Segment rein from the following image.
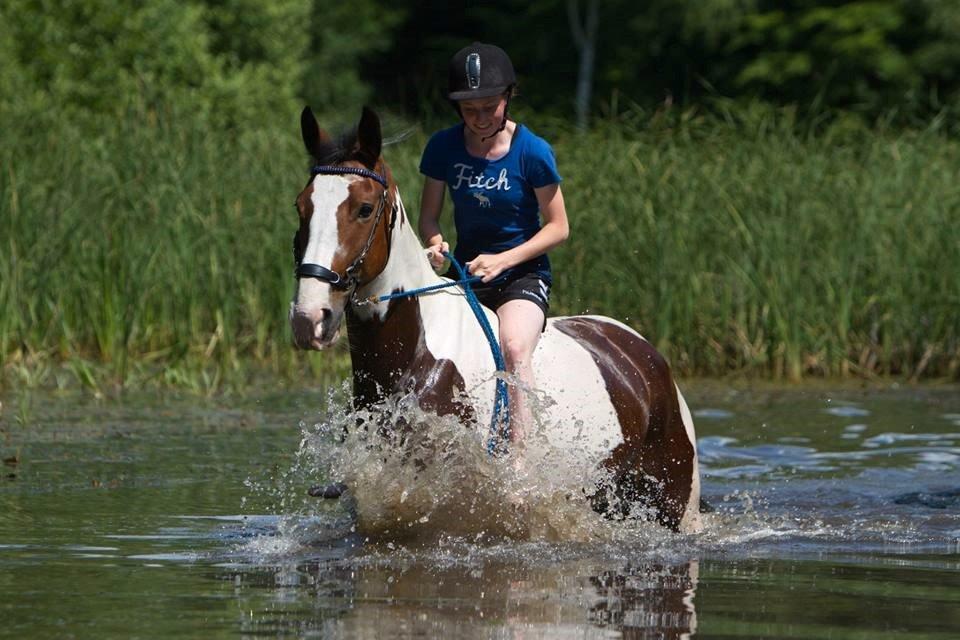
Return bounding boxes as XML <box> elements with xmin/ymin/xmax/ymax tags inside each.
<box><xmin>354</xmin><ymin>271</ymin><xmax>484</xmax><ymax>306</ymax></box>
<box><xmin>446</xmin><ymin>253</ymin><xmax>511</xmax><ymax>455</ymax></box>
<box><xmin>358</xmin><ymin>253</ymin><xmax>512</xmax><ymax>455</ymax></box>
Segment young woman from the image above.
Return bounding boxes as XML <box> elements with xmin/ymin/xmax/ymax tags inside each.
<box><xmin>418</xmin><ymin>42</ymin><xmax>569</xmax><ymax>451</ymax></box>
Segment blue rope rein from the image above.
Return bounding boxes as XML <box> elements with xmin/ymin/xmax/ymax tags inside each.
<box><xmin>361</xmin><ymin>252</ymin><xmax>511</xmax><ymax>454</ymax></box>
<box><xmin>357</xmin><ymin>273</ymin><xmax>483</xmax><ymax>304</ymax></box>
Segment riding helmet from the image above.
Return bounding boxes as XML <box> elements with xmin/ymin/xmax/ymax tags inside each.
<box><xmin>447</xmin><ymin>42</ymin><xmax>516</xmax><ymax>101</ymax></box>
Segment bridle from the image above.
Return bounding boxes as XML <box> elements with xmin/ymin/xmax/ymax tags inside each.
<box><xmin>293</xmin><ymin>164</ymin><xmax>395</xmax><ymax>292</ymax></box>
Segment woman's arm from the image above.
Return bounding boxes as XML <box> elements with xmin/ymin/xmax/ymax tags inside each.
<box><xmin>467</xmin><ymin>183</ymin><xmax>569</xmax><ymax>282</ymax></box>
<box><xmin>419</xmin><ymin>176</ymin><xmax>449</xmax><ymax>269</ymax></box>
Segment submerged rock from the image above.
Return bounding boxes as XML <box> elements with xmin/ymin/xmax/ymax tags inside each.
<box><xmin>893</xmin><ymin>488</ymin><xmax>960</xmax><ymax>509</ymax></box>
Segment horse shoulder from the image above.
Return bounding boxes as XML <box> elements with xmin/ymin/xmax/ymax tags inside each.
<box><xmin>418</xmin><ymin>292</ymin><xmax>500</xmax><ymax>400</ymax></box>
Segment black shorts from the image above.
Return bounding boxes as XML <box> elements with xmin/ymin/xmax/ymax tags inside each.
<box><xmin>471</xmin><ymin>273</ymin><xmax>551</xmax><ymax>318</ymax></box>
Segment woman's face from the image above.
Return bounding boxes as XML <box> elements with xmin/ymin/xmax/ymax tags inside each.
<box><xmin>458</xmin><ymin>94</ymin><xmax>507</xmax><ymax>138</ymax></box>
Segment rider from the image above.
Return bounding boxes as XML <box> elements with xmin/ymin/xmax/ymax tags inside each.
<box><xmin>418</xmin><ymin>42</ymin><xmax>570</xmax><ymax>451</ymax></box>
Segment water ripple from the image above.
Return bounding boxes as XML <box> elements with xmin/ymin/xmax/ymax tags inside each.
<box><xmin>824</xmin><ymin>406</ymin><xmax>872</xmax><ymax>418</ymax></box>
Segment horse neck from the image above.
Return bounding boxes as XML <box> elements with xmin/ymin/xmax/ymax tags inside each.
<box><xmin>347</xmin><ymin>188</ymin><xmax>463</xmax><ymax>398</ymax></box>
<box><xmin>356</xmin><ymin>188</ymin><xmax>442</xmax><ymax>308</ymax></box>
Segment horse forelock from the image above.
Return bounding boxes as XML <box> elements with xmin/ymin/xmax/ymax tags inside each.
<box><xmin>308</xmin><ymin>126</ymin><xmax>365</xmax><ymax>168</ymax></box>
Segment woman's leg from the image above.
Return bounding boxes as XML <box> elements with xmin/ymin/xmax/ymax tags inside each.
<box><xmin>496</xmin><ymin>299</ymin><xmax>545</xmax><ymax>447</ymax></box>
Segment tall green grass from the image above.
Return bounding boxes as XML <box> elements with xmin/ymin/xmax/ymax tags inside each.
<box><xmin>552</xmin><ymin>107</ymin><xmax>960</xmax><ymax>380</ymax></box>
<box><xmin>1</xmin><ymin>105</ymin><xmax>958</xmax><ymax>391</ymax></box>
<box><xmin>0</xmin><ymin>107</ymin><xmax>358</xmax><ymax>392</ymax></box>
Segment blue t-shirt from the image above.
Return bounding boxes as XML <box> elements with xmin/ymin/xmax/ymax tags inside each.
<box><xmin>419</xmin><ymin>123</ymin><xmax>562</xmax><ymax>284</ymax></box>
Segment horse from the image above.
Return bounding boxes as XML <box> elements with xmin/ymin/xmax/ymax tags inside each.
<box><xmin>289</xmin><ymin>106</ymin><xmax>703</xmax><ymax>534</ymax></box>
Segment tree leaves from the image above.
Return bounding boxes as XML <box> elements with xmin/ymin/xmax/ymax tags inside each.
<box><xmin>2</xmin><ymin>0</ymin><xmax>960</xmax><ymax>128</ymax></box>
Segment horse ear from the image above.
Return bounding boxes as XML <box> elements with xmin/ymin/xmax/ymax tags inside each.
<box><xmin>356</xmin><ymin>106</ymin><xmax>382</xmax><ymax>169</ymax></box>
<box><xmin>300</xmin><ymin>106</ymin><xmax>330</xmax><ymax>160</ymax></box>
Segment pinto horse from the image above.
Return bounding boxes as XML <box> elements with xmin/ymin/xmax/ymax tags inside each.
<box><xmin>289</xmin><ymin>106</ymin><xmax>703</xmax><ymax>533</ymax></box>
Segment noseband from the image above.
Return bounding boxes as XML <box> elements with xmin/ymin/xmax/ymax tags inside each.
<box><xmin>294</xmin><ymin>164</ymin><xmax>394</xmax><ymax>290</ymax></box>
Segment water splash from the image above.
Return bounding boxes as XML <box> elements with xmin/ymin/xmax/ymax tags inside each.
<box><xmin>236</xmin><ymin>383</ymin><xmax>960</xmax><ymax>561</ymax></box>
<box><xmin>246</xmin><ymin>390</ymin><xmax>877</xmax><ymax>557</ymax></box>
<box><xmin>257</xmin><ymin>379</ymin><xmax>681</xmax><ymax>547</ymax></box>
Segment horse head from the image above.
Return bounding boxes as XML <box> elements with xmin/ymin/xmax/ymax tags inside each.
<box><xmin>290</xmin><ymin>106</ymin><xmax>395</xmax><ymax>350</ymax></box>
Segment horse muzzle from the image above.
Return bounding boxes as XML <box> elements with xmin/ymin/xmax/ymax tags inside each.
<box><xmin>290</xmin><ymin>305</ymin><xmax>343</xmax><ymax>350</ymax></box>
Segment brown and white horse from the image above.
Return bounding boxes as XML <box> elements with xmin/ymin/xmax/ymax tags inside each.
<box><xmin>289</xmin><ymin>106</ymin><xmax>702</xmax><ymax>533</ymax></box>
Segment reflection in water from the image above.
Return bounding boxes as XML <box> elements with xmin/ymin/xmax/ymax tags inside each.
<box><xmin>217</xmin><ymin>549</ymin><xmax>699</xmax><ymax>639</ymax></box>
<box><xmin>588</xmin><ymin>562</ymin><xmax>698</xmax><ymax>639</ymax></box>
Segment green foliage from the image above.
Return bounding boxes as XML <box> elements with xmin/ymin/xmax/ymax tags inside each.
<box><xmin>301</xmin><ymin>1</ymin><xmax>404</xmax><ymax>115</ymax></box>
<box><xmin>377</xmin><ymin>0</ymin><xmax>960</xmax><ymax>125</ymax></box>
<box><xmin>0</xmin><ymin>105</ymin><xmax>354</xmax><ymax>391</ymax></box>
<box><xmin>198</xmin><ymin>0</ymin><xmax>312</xmax><ymax>124</ymax></box>
<box><xmin>731</xmin><ymin>3</ymin><xmax>909</xmax><ymax>103</ymax></box>
<box><xmin>6</xmin><ymin>0</ymin><xmax>960</xmax><ymax>125</ymax></box>
<box><xmin>4</xmin><ymin>0</ymin><xmax>208</xmax><ymax>116</ymax></box>
<box><xmin>0</xmin><ymin>0</ymin><xmax>310</xmax><ymax>126</ymax></box>
<box><xmin>0</xmin><ymin>13</ymin><xmax>34</xmax><ymax>110</ymax></box>
<box><xmin>549</xmin><ymin>104</ymin><xmax>960</xmax><ymax>380</ymax></box>
<box><xmin>912</xmin><ymin>0</ymin><xmax>960</xmax><ymax>101</ymax></box>
<box><xmin>717</xmin><ymin>1</ymin><xmax>960</xmax><ymax>117</ymax></box>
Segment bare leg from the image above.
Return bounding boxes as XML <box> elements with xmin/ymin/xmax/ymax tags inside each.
<box><xmin>496</xmin><ymin>299</ymin><xmax>545</xmax><ymax>450</ymax></box>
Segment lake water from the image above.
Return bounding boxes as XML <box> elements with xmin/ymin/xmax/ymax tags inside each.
<box><xmin>1</xmin><ymin>383</ymin><xmax>958</xmax><ymax>638</ymax></box>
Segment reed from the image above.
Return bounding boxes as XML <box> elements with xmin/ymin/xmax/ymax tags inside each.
<box><xmin>552</xmin><ymin>107</ymin><xmax>960</xmax><ymax>380</ymax></box>
<box><xmin>1</xmin><ymin>105</ymin><xmax>957</xmax><ymax>391</ymax></box>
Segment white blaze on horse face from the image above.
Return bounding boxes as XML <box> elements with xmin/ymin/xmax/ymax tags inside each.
<box><xmin>295</xmin><ymin>176</ymin><xmax>354</xmax><ymax>312</ymax></box>
<box><xmin>303</xmin><ymin>175</ymin><xmax>354</xmax><ymax>272</ymax></box>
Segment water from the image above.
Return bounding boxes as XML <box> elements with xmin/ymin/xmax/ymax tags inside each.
<box><xmin>1</xmin><ymin>383</ymin><xmax>959</xmax><ymax>638</ymax></box>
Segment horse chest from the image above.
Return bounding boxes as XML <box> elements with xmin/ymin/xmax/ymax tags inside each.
<box><xmin>347</xmin><ymin>299</ymin><xmax>475</xmax><ymax>420</ymax></box>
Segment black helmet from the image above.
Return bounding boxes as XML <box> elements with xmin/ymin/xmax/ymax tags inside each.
<box><xmin>447</xmin><ymin>42</ymin><xmax>516</xmax><ymax>101</ymax></box>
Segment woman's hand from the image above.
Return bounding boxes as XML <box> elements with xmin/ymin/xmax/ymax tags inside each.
<box><xmin>425</xmin><ymin>241</ymin><xmax>449</xmax><ymax>270</ymax></box>
<box><xmin>466</xmin><ymin>252</ymin><xmax>513</xmax><ymax>283</ymax></box>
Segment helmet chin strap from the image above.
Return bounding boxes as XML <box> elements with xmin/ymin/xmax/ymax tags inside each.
<box><xmin>480</xmin><ymin>92</ymin><xmax>512</xmax><ymax>142</ymax></box>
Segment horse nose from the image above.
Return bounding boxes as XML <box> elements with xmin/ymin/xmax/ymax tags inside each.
<box><xmin>291</xmin><ymin>307</ymin><xmax>331</xmax><ymax>350</ymax></box>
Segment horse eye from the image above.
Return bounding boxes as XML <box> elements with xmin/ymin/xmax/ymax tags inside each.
<box><xmin>358</xmin><ymin>203</ymin><xmax>374</xmax><ymax>218</ymax></box>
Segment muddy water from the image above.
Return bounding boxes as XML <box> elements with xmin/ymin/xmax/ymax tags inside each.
<box><xmin>1</xmin><ymin>384</ymin><xmax>958</xmax><ymax>638</ymax></box>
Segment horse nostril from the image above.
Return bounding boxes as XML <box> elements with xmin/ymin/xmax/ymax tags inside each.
<box><xmin>313</xmin><ymin>308</ymin><xmax>331</xmax><ymax>338</ymax></box>
<box><xmin>291</xmin><ymin>306</ymin><xmax>337</xmax><ymax>349</ymax></box>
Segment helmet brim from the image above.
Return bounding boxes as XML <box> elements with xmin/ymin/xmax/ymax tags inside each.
<box><xmin>448</xmin><ymin>86</ymin><xmax>510</xmax><ymax>101</ymax></box>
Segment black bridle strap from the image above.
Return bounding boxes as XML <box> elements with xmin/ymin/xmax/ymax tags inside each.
<box><xmin>295</xmin><ymin>263</ymin><xmax>344</xmax><ymax>286</ymax></box>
